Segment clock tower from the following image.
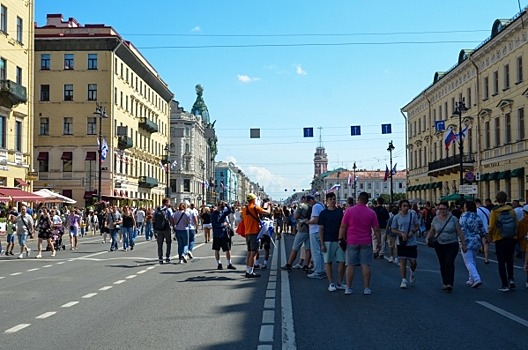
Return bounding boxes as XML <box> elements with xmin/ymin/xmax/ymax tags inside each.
<box><xmin>314</xmin><ymin>146</ymin><xmax>328</xmax><ymax>177</ymax></box>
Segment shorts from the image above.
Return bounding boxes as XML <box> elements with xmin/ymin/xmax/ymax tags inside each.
<box><xmin>246</xmin><ymin>234</ymin><xmax>260</xmax><ymax>252</ymax></box>
<box><xmin>38</xmin><ymin>230</ymin><xmax>51</xmax><ymax>240</ymax></box>
<box><xmin>7</xmin><ymin>233</ymin><xmax>15</xmax><ymax>244</ymax></box>
<box><xmin>203</xmin><ymin>223</ymin><xmax>212</xmax><ymax>229</ymax></box>
<box><xmin>212</xmin><ymin>236</ymin><xmax>231</xmax><ymax>252</ymax></box>
<box><xmin>292</xmin><ymin>231</ymin><xmax>310</xmax><ymax>251</ymax></box>
<box><xmin>346</xmin><ymin>243</ymin><xmax>373</xmax><ymax>266</ymax></box>
<box><xmin>17</xmin><ymin>234</ymin><xmax>28</xmax><ymax>246</ymax></box>
<box><xmin>397</xmin><ymin>245</ymin><xmax>418</xmax><ymax>259</ymax></box>
<box><xmin>260</xmin><ymin>235</ymin><xmax>271</xmax><ymax>250</ymax></box>
<box><xmin>323</xmin><ymin>241</ymin><xmax>346</xmax><ymax>264</ymax></box>
<box><xmin>69</xmin><ymin>226</ymin><xmax>78</xmax><ymax>237</ymax></box>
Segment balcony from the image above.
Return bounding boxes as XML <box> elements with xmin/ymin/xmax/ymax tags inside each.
<box><xmin>138</xmin><ymin>176</ymin><xmax>158</xmax><ymax>188</ymax></box>
<box><xmin>139</xmin><ymin>118</ymin><xmax>159</xmax><ymax>133</ymax></box>
<box><xmin>428</xmin><ymin>153</ymin><xmax>476</xmax><ymax>177</ymax></box>
<box><xmin>0</xmin><ymin>80</ymin><xmax>27</xmax><ymax>108</ymax></box>
<box><xmin>117</xmin><ymin>136</ymin><xmax>134</xmax><ymax>150</ymax></box>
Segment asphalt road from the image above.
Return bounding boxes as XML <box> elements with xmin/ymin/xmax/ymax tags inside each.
<box><xmin>1</xmin><ymin>232</ymin><xmax>527</xmax><ymax>350</ymax></box>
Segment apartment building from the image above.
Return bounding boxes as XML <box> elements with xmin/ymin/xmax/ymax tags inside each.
<box><xmin>33</xmin><ymin>14</ymin><xmax>173</xmax><ymax>206</ymax></box>
<box><xmin>402</xmin><ymin>8</ymin><xmax>528</xmax><ymax>202</ymax></box>
<box><xmin>0</xmin><ymin>0</ymin><xmax>34</xmax><ymax>190</ymax></box>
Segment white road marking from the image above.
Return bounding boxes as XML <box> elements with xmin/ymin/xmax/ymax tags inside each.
<box><xmin>257</xmin><ymin>346</ymin><xmax>272</xmax><ymax>350</ymax></box>
<box><xmin>262</xmin><ymin>310</ymin><xmax>274</xmax><ymax>324</ymax></box>
<box><xmin>280</xmin><ymin>239</ymin><xmax>297</xmax><ymax>350</ymax></box>
<box><xmin>5</xmin><ymin>323</ymin><xmax>31</xmax><ymax>333</ymax></box>
<box><xmin>113</xmin><ymin>280</ymin><xmax>126</xmax><ymax>285</ymax></box>
<box><xmin>56</xmin><ymin>261</ymin><xmax>66</xmax><ymax>265</ymax></box>
<box><xmin>126</xmin><ymin>275</ymin><xmax>137</xmax><ymax>279</ymax></box>
<box><xmin>137</xmin><ymin>270</ymin><xmax>148</xmax><ymax>274</ymax></box>
<box><xmin>61</xmin><ymin>301</ymin><xmax>79</xmax><ymax>308</ymax></box>
<box><xmin>10</xmin><ymin>272</ymin><xmax>22</xmax><ymax>276</ymax></box>
<box><xmin>0</xmin><ymin>277</ymin><xmax>4</xmax><ymax>280</ymax></box>
<box><xmin>36</xmin><ymin>312</ymin><xmax>56</xmax><ymax>319</ymax></box>
<box><xmin>99</xmin><ymin>286</ymin><xmax>112</xmax><ymax>291</ymax></box>
<box><xmin>476</xmin><ymin>301</ymin><xmax>528</xmax><ymax>327</ymax></box>
<box><xmin>259</xmin><ymin>325</ymin><xmax>274</xmax><ymax>342</ymax></box>
<box><xmin>82</xmin><ymin>293</ymin><xmax>97</xmax><ymax>299</ymax></box>
<box><xmin>146</xmin><ymin>266</ymin><xmax>156</xmax><ymax>270</ymax></box>
<box><xmin>267</xmin><ymin>282</ymin><xmax>276</xmax><ymax>290</ymax></box>
<box><xmin>264</xmin><ymin>299</ymin><xmax>275</xmax><ymax>309</ymax></box>
<box><xmin>43</xmin><ymin>265</ymin><xmax>53</xmax><ymax>268</ymax></box>
<box><xmin>27</xmin><ymin>268</ymin><xmax>40</xmax><ymax>272</ymax></box>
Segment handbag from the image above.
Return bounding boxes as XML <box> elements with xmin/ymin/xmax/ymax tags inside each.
<box><xmin>399</xmin><ymin>213</ymin><xmax>413</xmax><ymax>247</ymax></box>
<box><xmin>236</xmin><ymin>219</ymin><xmax>246</xmax><ymax>237</ymax></box>
<box><xmin>428</xmin><ymin>215</ymin><xmax>451</xmax><ymax>248</ymax></box>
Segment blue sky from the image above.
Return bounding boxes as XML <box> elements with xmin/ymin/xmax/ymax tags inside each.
<box><xmin>36</xmin><ymin>0</ymin><xmax>526</xmax><ymax>200</ymax></box>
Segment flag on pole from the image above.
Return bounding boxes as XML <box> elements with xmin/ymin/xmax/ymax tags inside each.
<box><xmin>456</xmin><ymin>125</ymin><xmax>470</xmax><ymax>144</ymax></box>
<box><xmin>443</xmin><ymin>127</ymin><xmax>456</xmax><ymax>150</ymax></box>
<box><xmin>327</xmin><ymin>184</ymin><xmax>341</xmax><ymax>192</ymax></box>
<box><xmin>205</xmin><ymin>180</ymin><xmax>210</xmax><ymax>189</ymax></box>
<box><xmin>159</xmin><ymin>160</ymin><xmax>167</xmax><ymax>173</ymax></box>
<box><xmin>97</xmin><ymin>138</ymin><xmax>108</xmax><ymax>161</ymax></box>
<box><xmin>347</xmin><ymin>174</ymin><xmax>352</xmax><ymax>186</ymax></box>
<box><xmin>170</xmin><ymin>159</ymin><xmax>178</xmax><ymax>170</ymax></box>
<box><xmin>391</xmin><ymin>163</ymin><xmax>397</xmax><ymax>175</ymax></box>
<box><xmin>383</xmin><ymin>165</ymin><xmax>389</xmax><ymax>182</ymax></box>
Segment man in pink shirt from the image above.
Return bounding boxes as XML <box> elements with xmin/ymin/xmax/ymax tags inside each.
<box><xmin>338</xmin><ymin>192</ymin><xmax>381</xmax><ymax>296</ymax></box>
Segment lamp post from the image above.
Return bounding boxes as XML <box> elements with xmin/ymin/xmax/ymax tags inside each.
<box><xmin>93</xmin><ymin>103</ymin><xmax>109</xmax><ymax>203</ymax></box>
<box><xmin>352</xmin><ymin>162</ymin><xmax>357</xmax><ymax>203</ymax></box>
<box><xmin>387</xmin><ymin>141</ymin><xmax>395</xmax><ymax>204</ymax></box>
<box><xmin>164</xmin><ymin>144</ymin><xmax>171</xmax><ymax>198</ymax></box>
<box><xmin>452</xmin><ymin>98</ymin><xmax>468</xmax><ymax>199</ymax></box>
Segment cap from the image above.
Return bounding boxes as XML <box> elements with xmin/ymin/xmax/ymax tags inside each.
<box><xmin>306</xmin><ymin>194</ymin><xmax>315</xmax><ymax>201</ymax></box>
<box><xmin>246</xmin><ymin>193</ymin><xmax>257</xmax><ymax>201</ymax></box>
<box><xmin>523</xmin><ymin>204</ymin><xmax>528</xmax><ymax>213</ymax></box>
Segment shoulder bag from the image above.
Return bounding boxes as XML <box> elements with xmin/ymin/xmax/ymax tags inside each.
<box><xmin>399</xmin><ymin>213</ymin><xmax>413</xmax><ymax>246</ymax></box>
<box><xmin>427</xmin><ymin>215</ymin><xmax>451</xmax><ymax>248</ymax></box>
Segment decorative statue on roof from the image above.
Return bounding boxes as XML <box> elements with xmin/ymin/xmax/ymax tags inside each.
<box><xmin>191</xmin><ymin>84</ymin><xmax>210</xmax><ymax>124</ymax></box>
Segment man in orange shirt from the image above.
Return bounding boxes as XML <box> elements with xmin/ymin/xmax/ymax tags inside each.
<box><xmin>242</xmin><ymin>193</ymin><xmax>271</xmax><ymax>278</ymax></box>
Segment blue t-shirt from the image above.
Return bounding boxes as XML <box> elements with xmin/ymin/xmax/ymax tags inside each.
<box><xmin>318</xmin><ymin>208</ymin><xmax>343</xmax><ymax>242</ymax></box>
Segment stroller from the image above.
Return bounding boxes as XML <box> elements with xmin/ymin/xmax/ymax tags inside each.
<box><xmin>47</xmin><ymin>224</ymin><xmax>66</xmax><ymax>251</ymax></box>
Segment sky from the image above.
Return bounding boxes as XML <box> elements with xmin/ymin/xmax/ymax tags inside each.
<box><xmin>36</xmin><ymin>0</ymin><xmax>527</xmax><ymax>201</ymax></box>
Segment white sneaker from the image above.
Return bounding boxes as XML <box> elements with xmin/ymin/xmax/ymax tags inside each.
<box><xmin>336</xmin><ymin>283</ymin><xmax>347</xmax><ymax>290</ymax></box>
<box><xmin>18</xmin><ymin>253</ymin><xmax>24</xmax><ymax>259</ymax></box>
<box><xmin>363</xmin><ymin>288</ymin><xmax>372</xmax><ymax>295</ymax></box>
<box><xmin>388</xmin><ymin>257</ymin><xmax>394</xmax><ymax>263</ymax></box>
<box><xmin>26</xmin><ymin>248</ymin><xmax>31</xmax><ymax>257</ymax></box>
<box><xmin>36</xmin><ymin>254</ymin><xmax>42</xmax><ymax>259</ymax></box>
<box><xmin>344</xmin><ymin>288</ymin><xmax>353</xmax><ymax>295</ymax></box>
<box><xmin>51</xmin><ymin>251</ymin><xmax>56</xmax><ymax>257</ymax></box>
<box><xmin>292</xmin><ymin>263</ymin><xmax>303</xmax><ymax>269</ymax></box>
<box><xmin>393</xmin><ymin>258</ymin><xmax>399</xmax><ymax>265</ymax></box>
<box><xmin>400</xmin><ymin>280</ymin><xmax>408</xmax><ymax>289</ymax></box>
<box><xmin>328</xmin><ymin>283</ymin><xmax>337</xmax><ymax>292</ymax></box>
<box><xmin>409</xmin><ymin>274</ymin><xmax>416</xmax><ymax>284</ymax></box>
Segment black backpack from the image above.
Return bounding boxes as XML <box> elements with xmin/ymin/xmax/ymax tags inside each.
<box><xmin>153</xmin><ymin>208</ymin><xmax>170</xmax><ymax>231</ymax></box>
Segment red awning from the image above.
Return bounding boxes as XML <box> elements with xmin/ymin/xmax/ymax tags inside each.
<box><xmin>0</xmin><ymin>187</ymin><xmax>45</xmax><ymax>202</ymax></box>
<box><xmin>15</xmin><ymin>178</ymin><xmax>29</xmax><ymax>186</ymax></box>
<box><xmin>61</xmin><ymin>152</ymin><xmax>72</xmax><ymax>160</ymax></box>
<box><xmin>37</xmin><ymin>152</ymin><xmax>49</xmax><ymax>161</ymax></box>
<box><xmin>85</xmin><ymin>152</ymin><xmax>97</xmax><ymax>161</ymax></box>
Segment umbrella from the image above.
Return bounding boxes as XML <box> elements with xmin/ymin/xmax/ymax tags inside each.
<box><xmin>33</xmin><ymin>189</ymin><xmax>77</xmax><ymax>204</ymax></box>
<box><xmin>440</xmin><ymin>193</ymin><xmax>474</xmax><ymax>201</ymax></box>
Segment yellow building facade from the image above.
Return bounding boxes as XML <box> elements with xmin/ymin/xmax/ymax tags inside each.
<box><xmin>0</xmin><ymin>0</ymin><xmax>34</xmax><ymax>190</ymax></box>
<box><xmin>33</xmin><ymin>14</ymin><xmax>173</xmax><ymax>207</ymax></box>
<box><xmin>402</xmin><ymin>8</ymin><xmax>528</xmax><ymax>203</ymax></box>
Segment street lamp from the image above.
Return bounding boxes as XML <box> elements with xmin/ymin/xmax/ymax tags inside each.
<box><xmin>164</xmin><ymin>144</ymin><xmax>171</xmax><ymax>198</ymax></box>
<box><xmin>352</xmin><ymin>162</ymin><xmax>357</xmax><ymax>203</ymax></box>
<box><xmin>93</xmin><ymin>103</ymin><xmax>109</xmax><ymax>203</ymax></box>
<box><xmin>452</xmin><ymin>98</ymin><xmax>468</xmax><ymax>199</ymax></box>
<box><xmin>387</xmin><ymin>141</ymin><xmax>395</xmax><ymax>204</ymax></box>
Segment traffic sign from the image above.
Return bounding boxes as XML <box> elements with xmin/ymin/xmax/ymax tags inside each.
<box><xmin>459</xmin><ymin>184</ymin><xmax>477</xmax><ymax>195</ymax></box>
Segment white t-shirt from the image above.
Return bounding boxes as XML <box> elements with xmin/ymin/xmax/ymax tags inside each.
<box><xmin>476</xmin><ymin>206</ymin><xmax>490</xmax><ymax>232</ymax></box>
<box><xmin>309</xmin><ymin>202</ymin><xmax>325</xmax><ymax>234</ymax></box>
<box><xmin>187</xmin><ymin>208</ymin><xmax>199</xmax><ymax>229</ymax></box>
<box><xmin>135</xmin><ymin>209</ymin><xmax>145</xmax><ymax>223</ymax></box>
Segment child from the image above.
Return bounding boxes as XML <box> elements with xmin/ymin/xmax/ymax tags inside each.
<box><xmin>3</xmin><ymin>212</ymin><xmax>16</xmax><ymax>255</ymax></box>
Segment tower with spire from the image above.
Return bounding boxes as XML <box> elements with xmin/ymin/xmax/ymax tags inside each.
<box><xmin>313</xmin><ymin>127</ymin><xmax>328</xmax><ymax>177</ymax></box>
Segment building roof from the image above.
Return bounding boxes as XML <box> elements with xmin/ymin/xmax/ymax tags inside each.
<box><xmin>325</xmin><ymin>170</ymin><xmax>406</xmax><ymax>180</ymax></box>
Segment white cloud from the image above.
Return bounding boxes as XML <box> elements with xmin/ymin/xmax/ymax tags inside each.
<box><xmin>295</xmin><ymin>64</ymin><xmax>307</xmax><ymax>76</ymax></box>
<box><xmin>191</xmin><ymin>26</ymin><xmax>201</xmax><ymax>32</ymax></box>
<box><xmin>237</xmin><ymin>74</ymin><xmax>259</xmax><ymax>83</ymax></box>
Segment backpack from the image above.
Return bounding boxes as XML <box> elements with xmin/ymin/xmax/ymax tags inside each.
<box><xmin>153</xmin><ymin>208</ymin><xmax>170</xmax><ymax>231</ymax></box>
<box><xmin>496</xmin><ymin>210</ymin><xmax>516</xmax><ymax>238</ymax></box>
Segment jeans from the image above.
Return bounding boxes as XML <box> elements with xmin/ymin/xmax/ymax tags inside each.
<box><xmin>137</xmin><ymin>222</ymin><xmax>144</xmax><ymax>235</ymax></box>
<box><xmin>110</xmin><ymin>229</ymin><xmax>119</xmax><ymax>251</ymax></box>
<box><xmin>122</xmin><ymin>227</ymin><xmax>135</xmax><ymax>249</ymax></box>
<box><xmin>156</xmin><ymin>230</ymin><xmax>172</xmax><ymax>260</ymax></box>
<box><xmin>175</xmin><ymin>229</ymin><xmax>189</xmax><ymax>259</ymax></box>
<box><xmin>187</xmin><ymin>229</ymin><xmax>196</xmax><ymax>253</ymax></box>
<box><xmin>434</xmin><ymin>241</ymin><xmax>459</xmax><ymax>286</ymax></box>
<box><xmin>145</xmin><ymin>222</ymin><xmax>153</xmax><ymax>240</ymax></box>
<box><xmin>309</xmin><ymin>233</ymin><xmax>324</xmax><ymax>274</ymax></box>
<box><xmin>462</xmin><ymin>248</ymin><xmax>481</xmax><ymax>283</ymax></box>
<box><xmin>495</xmin><ymin>237</ymin><xmax>516</xmax><ymax>287</ymax></box>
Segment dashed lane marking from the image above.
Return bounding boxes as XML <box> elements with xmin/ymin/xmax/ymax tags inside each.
<box><xmin>42</xmin><ymin>265</ymin><xmax>53</xmax><ymax>268</ymax></box>
<box><xmin>82</xmin><ymin>293</ymin><xmax>97</xmax><ymax>299</ymax></box>
<box><xmin>99</xmin><ymin>286</ymin><xmax>112</xmax><ymax>291</ymax></box>
<box><xmin>36</xmin><ymin>312</ymin><xmax>56</xmax><ymax>319</ymax></box>
<box><xmin>259</xmin><ymin>325</ymin><xmax>274</xmax><ymax>342</ymax></box>
<box><xmin>476</xmin><ymin>301</ymin><xmax>528</xmax><ymax>328</ymax></box>
<box><xmin>56</xmin><ymin>261</ymin><xmax>66</xmax><ymax>265</ymax></box>
<box><xmin>5</xmin><ymin>324</ymin><xmax>31</xmax><ymax>334</ymax></box>
<box><xmin>61</xmin><ymin>301</ymin><xmax>79</xmax><ymax>308</ymax></box>
<box><xmin>27</xmin><ymin>268</ymin><xmax>40</xmax><ymax>272</ymax></box>
<box><xmin>137</xmin><ymin>270</ymin><xmax>148</xmax><ymax>274</ymax></box>
<box><xmin>126</xmin><ymin>275</ymin><xmax>137</xmax><ymax>279</ymax></box>
<box><xmin>113</xmin><ymin>280</ymin><xmax>126</xmax><ymax>285</ymax></box>
<box><xmin>280</xmin><ymin>239</ymin><xmax>297</xmax><ymax>350</ymax></box>
<box><xmin>10</xmin><ymin>272</ymin><xmax>22</xmax><ymax>276</ymax></box>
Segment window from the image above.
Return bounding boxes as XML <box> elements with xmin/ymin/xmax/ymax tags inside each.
<box><xmin>466</xmin><ymin>87</ymin><xmax>472</xmax><ymax>108</ymax></box>
<box><xmin>15</xmin><ymin>121</ymin><xmax>21</xmax><ymax>151</ymax></box>
<box><xmin>16</xmin><ymin>66</ymin><xmax>21</xmax><ymax>84</ymax></box>
<box><xmin>87</xmin><ymin>116</ymin><xmax>97</xmax><ymax>135</ymax></box>
<box><xmin>114</xmin><ymin>87</ymin><xmax>117</xmax><ymax>105</ymax></box>
<box><xmin>40</xmin><ymin>54</ymin><xmax>50</xmax><ymax>70</ymax></box>
<box><xmin>183</xmin><ymin>179</ymin><xmax>191</xmax><ymax>192</ymax></box>
<box><xmin>16</xmin><ymin>16</ymin><xmax>22</xmax><ymax>43</ymax></box>
<box><xmin>485</xmin><ymin>121</ymin><xmax>490</xmax><ymax>149</ymax></box>
<box><xmin>40</xmin><ymin>85</ymin><xmax>49</xmax><ymax>101</ymax></box>
<box><xmin>63</xmin><ymin>157</ymin><xmax>72</xmax><ymax>172</ymax></box>
<box><xmin>505</xmin><ymin>113</ymin><xmax>511</xmax><ymax>143</ymax></box>
<box><xmin>504</xmin><ymin>64</ymin><xmax>510</xmax><ymax>90</ymax></box>
<box><xmin>87</xmin><ymin>84</ymin><xmax>97</xmax><ymax>101</ymax></box>
<box><xmin>40</xmin><ymin>117</ymin><xmax>49</xmax><ymax>135</ymax></box>
<box><xmin>0</xmin><ymin>5</ymin><xmax>6</xmax><ymax>33</ymax></box>
<box><xmin>0</xmin><ymin>116</ymin><xmax>5</xmax><ymax>148</ymax></box>
<box><xmin>493</xmin><ymin>71</ymin><xmax>499</xmax><ymax>95</ymax></box>
<box><xmin>120</xmin><ymin>91</ymin><xmax>123</xmax><ymax>108</ymax></box>
<box><xmin>0</xmin><ymin>57</ymin><xmax>6</xmax><ymax>80</ymax></box>
<box><xmin>38</xmin><ymin>155</ymin><xmax>49</xmax><ymax>172</ymax></box>
<box><xmin>126</xmin><ymin>68</ymin><xmax>129</xmax><ymax>83</ymax></box>
<box><xmin>120</xmin><ymin>63</ymin><xmax>123</xmax><ymax>78</ymax></box>
<box><xmin>517</xmin><ymin>56</ymin><xmax>523</xmax><ymax>83</ymax></box>
<box><xmin>519</xmin><ymin>108</ymin><xmax>525</xmax><ymax>140</ymax></box>
<box><xmin>63</xmin><ymin>117</ymin><xmax>73</xmax><ymax>135</ymax></box>
<box><xmin>494</xmin><ymin>118</ymin><xmax>500</xmax><ymax>146</ymax></box>
<box><xmin>483</xmin><ymin>77</ymin><xmax>489</xmax><ymax>99</ymax></box>
<box><xmin>64</xmin><ymin>84</ymin><xmax>73</xmax><ymax>101</ymax></box>
<box><xmin>64</xmin><ymin>54</ymin><xmax>74</xmax><ymax>70</ymax></box>
<box><xmin>87</xmin><ymin>53</ymin><xmax>97</xmax><ymax>70</ymax></box>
